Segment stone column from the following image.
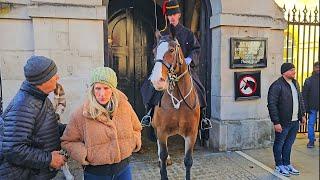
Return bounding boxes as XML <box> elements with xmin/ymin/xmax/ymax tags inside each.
<box><xmin>208</xmin><ymin>0</ymin><xmax>286</xmax><ymax>151</ymax></box>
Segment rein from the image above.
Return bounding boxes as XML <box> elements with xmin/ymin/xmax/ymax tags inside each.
<box><xmin>167</xmin><ymin>72</ymin><xmax>195</xmax><ymax>110</ymax></box>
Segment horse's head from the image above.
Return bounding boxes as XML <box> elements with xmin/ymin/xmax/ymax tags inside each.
<box><xmin>149</xmin><ymin>35</ymin><xmax>187</xmax><ymax>91</ymax></box>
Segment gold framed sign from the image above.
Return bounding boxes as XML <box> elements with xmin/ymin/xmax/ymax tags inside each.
<box><xmin>230</xmin><ymin>37</ymin><xmax>267</xmax><ymax>69</ymax></box>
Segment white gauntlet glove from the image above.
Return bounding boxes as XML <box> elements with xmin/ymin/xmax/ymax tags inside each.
<box><xmin>185</xmin><ymin>57</ymin><xmax>192</xmax><ymax>65</ymax></box>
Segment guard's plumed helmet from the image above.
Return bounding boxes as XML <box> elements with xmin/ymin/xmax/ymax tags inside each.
<box><xmin>165</xmin><ymin>0</ymin><xmax>181</xmax><ymax>16</ymax></box>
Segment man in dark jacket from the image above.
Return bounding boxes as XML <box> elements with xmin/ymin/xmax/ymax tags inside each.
<box><xmin>267</xmin><ymin>62</ymin><xmax>306</xmax><ymax>177</ymax></box>
<box><xmin>141</xmin><ymin>0</ymin><xmax>212</xmax><ymax>136</ymax></box>
<box><xmin>0</xmin><ymin>56</ymin><xmax>66</xmax><ymax>180</ymax></box>
<box><xmin>302</xmin><ymin>61</ymin><xmax>319</xmax><ymax>148</ymax></box>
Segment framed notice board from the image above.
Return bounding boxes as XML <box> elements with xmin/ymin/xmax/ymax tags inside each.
<box><xmin>230</xmin><ymin>37</ymin><xmax>267</xmax><ymax>69</ymax></box>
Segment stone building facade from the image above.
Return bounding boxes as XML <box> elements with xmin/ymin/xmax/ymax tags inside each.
<box><xmin>0</xmin><ymin>0</ymin><xmax>286</xmax><ymax>151</ymax></box>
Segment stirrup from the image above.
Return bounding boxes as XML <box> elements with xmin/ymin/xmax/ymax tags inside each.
<box><xmin>141</xmin><ymin>109</ymin><xmax>152</xmax><ymax>127</ymax></box>
<box><xmin>201</xmin><ymin>117</ymin><xmax>212</xmax><ymax>130</ymax></box>
<box><xmin>141</xmin><ymin>115</ymin><xmax>151</xmax><ymax>127</ymax></box>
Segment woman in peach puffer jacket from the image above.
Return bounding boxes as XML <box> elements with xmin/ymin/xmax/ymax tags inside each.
<box><xmin>61</xmin><ymin>67</ymin><xmax>142</xmax><ymax>180</ymax></box>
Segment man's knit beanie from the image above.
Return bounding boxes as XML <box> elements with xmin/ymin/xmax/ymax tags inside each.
<box><xmin>24</xmin><ymin>56</ymin><xmax>57</xmax><ymax>85</ymax></box>
<box><xmin>281</xmin><ymin>62</ymin><xmax>295</xmax><ymax>74</ymax></box>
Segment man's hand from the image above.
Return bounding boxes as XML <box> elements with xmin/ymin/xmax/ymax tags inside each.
<box><xmin>301</xmin><ymin>116</ymin><xmax>307</xmax><ymax>124</ymax></box>
<box><xmin>274</xmin><ymin>124</ymin><xmax>282</xmax><ymax>133</ymax></box>
<box><xmin>50</xmin><ymin>151</ymin><xmax>66</xmax><ymax>169</ymax></box>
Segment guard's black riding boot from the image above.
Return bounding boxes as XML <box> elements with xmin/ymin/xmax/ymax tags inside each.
<box><xmin>141</xmin><ymin>106</ymin><xmax>154</xmax><ymax>127</ymax></box>
<box><xmin>199</xmin><ymin>108</ymin><xmax>211</xmax><ymax>146</ymax></box>
<box><xmin>200</xmin><ymin>109</ymin><xmax>212</xmax><ymax>130</ymax></box>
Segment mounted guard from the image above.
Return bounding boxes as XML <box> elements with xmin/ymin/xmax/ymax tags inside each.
<box><xmin>140</xmin><ymin>0</ymin><xmax>212</xmax><ymax>142</ymax></box>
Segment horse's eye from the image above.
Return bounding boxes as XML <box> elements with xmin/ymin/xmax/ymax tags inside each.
<box><xmin>169</xmin><ymin>49</ymin><xmax>174</xmax><ymax>53</ymax></box>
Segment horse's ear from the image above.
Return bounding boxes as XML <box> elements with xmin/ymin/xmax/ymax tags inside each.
<box><xmin>179</xmin><ymin>48</ymin><xmax>184</xmax><ymax>64</ymax></box>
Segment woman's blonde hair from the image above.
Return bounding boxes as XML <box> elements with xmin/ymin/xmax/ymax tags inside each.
<box><xmin>86</xmin><ymin>84</ymin><xmax>119</xmax><ymax>120</ymax></box>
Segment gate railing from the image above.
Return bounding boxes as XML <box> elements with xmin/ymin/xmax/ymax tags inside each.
<box><xmin>283</xmin><ymin>5</ymin><xmax>319</xmax><ymax>133</ymax></box>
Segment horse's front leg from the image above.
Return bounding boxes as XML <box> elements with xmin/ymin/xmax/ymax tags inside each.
<box><xmin>157</xmin><ymin>138</ymin><xmax>169</xmax><ymax>180</ymax></box>
<box><xmin>157</xmin><ymin>144</ymin><xmax>172</xmax><ymax>167</ymax></box>
<box><xmin>184</xmin><ymin>135</ymin><xmax>197</xmax><ymax>180</ymax></box>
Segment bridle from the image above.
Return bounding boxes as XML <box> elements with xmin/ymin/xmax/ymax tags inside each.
<box><xmin>154</xmin><ymin>38</ymin><xmax>195</xmax><ymax>110</ymax></box>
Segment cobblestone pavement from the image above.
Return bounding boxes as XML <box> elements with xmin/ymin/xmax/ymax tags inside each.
<box><xmin>131</xmin><ymin>137</ymin><xmax>280</xmax><ymax>180</ymax></box>
<box><xmin>54</xmin><ymin>135</ymin><xmax>280</xmax><ymax>180</ymax></box>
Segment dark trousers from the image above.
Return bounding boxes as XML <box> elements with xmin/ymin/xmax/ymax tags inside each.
<box><xmin>273</xmin><ymin>121</ymin><xmax>299</xmax><ymax>166</ymax></box>
<box><xmin>84</xmin><ymin>165</ymin><xmax>132</xmax><ymax>180</ymax></box>
<box><xmin>307</xmin><ymin>110</ymin><xmax>318</xmax><ymax>141</ymax></box>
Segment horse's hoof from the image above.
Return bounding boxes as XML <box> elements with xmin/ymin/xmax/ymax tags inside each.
<box><xmin>157</xmin><ymin>159</ymin><xmax>173</xmax><ymax>167</ymax></box>
<box><xmin>166</xmin><ymin>158</ymin><xmax>173</xmax><ymax>166</ymax></box>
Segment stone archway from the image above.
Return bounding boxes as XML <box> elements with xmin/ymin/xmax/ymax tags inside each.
<box><xmin>105</xmin><ymin>0</ymin><xmax>164</xmax><ymax>118</ymax></box>
<box><xmin>104</xmin><ymin>0</ymin><xmax>213</xmax><ymax>119</ymax></box>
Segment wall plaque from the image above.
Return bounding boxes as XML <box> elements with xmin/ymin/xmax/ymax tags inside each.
<box><xmin>230</xmin><ymin>37</ymin><xmax>267</xmax><ymax>69</ymax></box>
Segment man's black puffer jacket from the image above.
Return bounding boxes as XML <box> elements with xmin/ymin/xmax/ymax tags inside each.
<box><xmin>267</xmin><ymin>77</ymin><xmax>306</xmax><ymax>126</ymax></box>
<box><xmin>0</xmin><ymin>81</ymin><xmax>60</xmax><ymax>180</ymax></box>
<box><xmin>302</xmin><ymin>72</ymin><xmax>319</xmax><ymax>112</ymax></box>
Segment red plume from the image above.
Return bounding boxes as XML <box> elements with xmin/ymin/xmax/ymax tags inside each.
<box><xmin>162</xmin><ymin>0</ymin><xmax>169</xmax><ymax>15</ymax></box>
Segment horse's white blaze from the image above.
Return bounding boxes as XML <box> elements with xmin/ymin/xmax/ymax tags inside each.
<box><xmin>150</xmin><ymin>62</ymin><xmax>163</xmax><ymax>85</ymax></box>
<box><xmin>150</xmin><ymin>42</ymin><xmax>169</xmax><ymax>90</ymax></box>
<box><xmin>156</xmin><ymin>41</ymin><xmax>169</xmax><ymax>60</ymax></box>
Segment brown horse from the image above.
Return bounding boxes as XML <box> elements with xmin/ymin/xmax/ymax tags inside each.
<box><xmin>149</xmin><ymin>35</ymin><xmax>200</xmax><ymax>180</ymax></box>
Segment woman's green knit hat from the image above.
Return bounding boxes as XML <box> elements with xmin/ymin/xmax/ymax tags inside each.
<box><xmin>90</xmin><ymin>67</ymin><xmax>118</xmax><ymax>88</ymax></box>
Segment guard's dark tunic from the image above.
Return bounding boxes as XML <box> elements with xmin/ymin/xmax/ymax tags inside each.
<box><xmin>141</xmin><ymin>23</ymin><xmax>207</xmax><ymax>109</ymax></box>
<box><xmin>173</xmin><ymin>23</ymin><xmax>206</xmax><ymax>108</ymax></box>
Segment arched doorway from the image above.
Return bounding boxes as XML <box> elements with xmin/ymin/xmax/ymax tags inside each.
<box><xmin>107</xmin><ymin>0</ymin><xmax>164</xmax><ymax>118</ymax></box>
<box><xmin>105</xmin><ymin>0</ymin><xmax>212</xmax><ymax>119</ymax></box>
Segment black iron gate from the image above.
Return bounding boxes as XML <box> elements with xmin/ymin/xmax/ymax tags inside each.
<box><xmin>283</xmin><ymin>5</ymin><xmax>319</xmax><ymax>133</ymax></box>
